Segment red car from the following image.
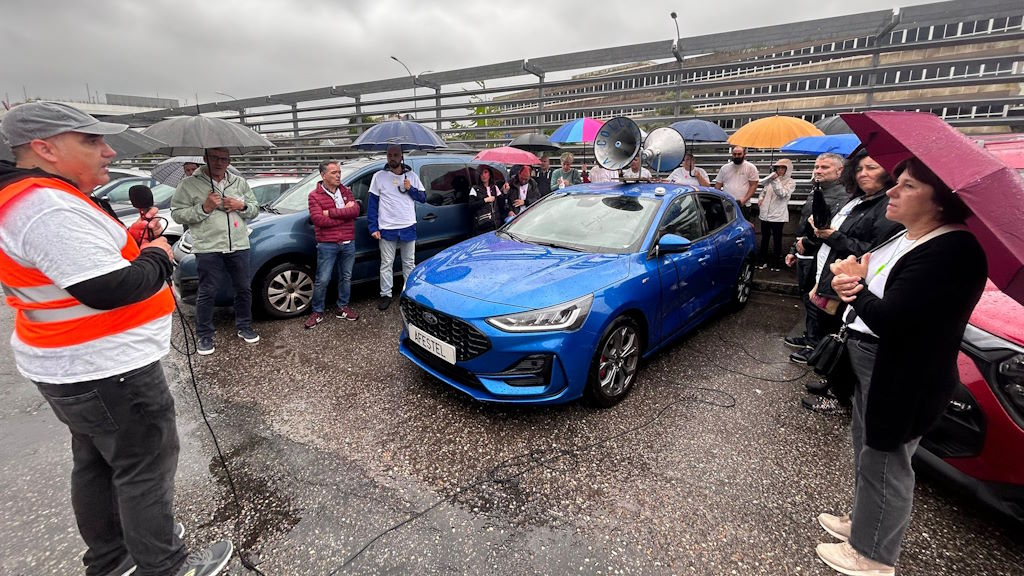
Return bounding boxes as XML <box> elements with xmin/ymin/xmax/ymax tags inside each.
<box><xmin>917</xmin><ymin>281</ymin><xmax>1024</xmax><ymax>523</ymax></box>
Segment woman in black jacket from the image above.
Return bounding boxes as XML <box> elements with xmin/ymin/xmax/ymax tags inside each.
<box><xmin>815</xmin><ymin>158</ymin><xmax>987</xmax><ymax>576</ymax></box>
<box><xmin>468</xmin><ymin>164</ymin><xmax>505</xmax><ymax>234</ymax></box>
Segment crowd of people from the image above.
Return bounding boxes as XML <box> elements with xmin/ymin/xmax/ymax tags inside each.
<box><xmin>0</xmin><ymin>102</ymin><xmax>990</xmax><ymax>576</ymax></box>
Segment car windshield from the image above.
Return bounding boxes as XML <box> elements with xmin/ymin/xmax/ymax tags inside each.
<box><xmin>271</xmin><ymin>163</ymin><xmax>365</xmax><ymax>213</ymax></box>
<box><xmin>502</xmin><ymin>193</ymin><xmax>661</xmax><ymax>254</ymax></box>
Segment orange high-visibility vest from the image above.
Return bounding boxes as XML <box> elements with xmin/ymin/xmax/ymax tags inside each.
<box><xmin>0</xmin><ymin>176</ymin><xmax>175</xmax><ymax>348</ymax></box>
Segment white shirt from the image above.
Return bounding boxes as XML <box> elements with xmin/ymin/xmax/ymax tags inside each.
<box><xmin>324</xmin><ymin>186</ymin><xmax>344</xmax><ymax>208</ymax></box>
<box><xmin>0</xmin><ymin>187</ymin><xmax>171</xmax><ymax>383</ymax></box>
<box><xmin>667</xmin><ymin>166</ymin><xmax>709</xmax><ymax>186</ymax></box>
<box><xmin>845</xmin><ymin>231</ymin><xmax>913</xmax><ymax>336</ymax></box>
<box><xmin>588</xmin><ymin>166</ymin><xmax>617</xmax><ymax>183</ymax></box>
<box><xmin>816</xmin><ymin>197</ymin><xmax>866</xmax><ymax>279</ymax></box>
<box><xmin>368</xmin><ymin>168</ymin><xmax>424</xmax><ymax>230</ymax></box>
<box><xmin>622</xmin><ymin>167</ymin><xmax>652</xmax><ymax>179</ymax></box>
<box><xmin>714</xmin><ymin>160</ymin><xmax>759</xmax><ymax>203</ymax></box>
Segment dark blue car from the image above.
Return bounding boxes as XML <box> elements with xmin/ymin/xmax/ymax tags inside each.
<box><xmin>172</xmin><ymin>154</ymin><xmax>506</xmax><ymax>318</ymax></box>
<box><xmin>399</xmin><ymin>183</ymin><xmax>756</xmax><ymax>407</ymax></box>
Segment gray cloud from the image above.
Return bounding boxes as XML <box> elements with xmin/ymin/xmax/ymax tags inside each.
<box><xmin>2</xmin><ymin>0</ymin><xmax>913</xmax><ymax>106</ymax></box>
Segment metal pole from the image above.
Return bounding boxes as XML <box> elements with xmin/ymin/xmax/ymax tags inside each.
<box><xmin>671</xmin><ymin>12</ymin><xmax>683</xmax><ymax>118</ymax></box>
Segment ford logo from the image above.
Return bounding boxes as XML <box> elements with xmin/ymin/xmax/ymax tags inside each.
<box><xmin>422</xmin><ymin>312</ymin><xmax>439</xmax><ymax>325</ymax></box>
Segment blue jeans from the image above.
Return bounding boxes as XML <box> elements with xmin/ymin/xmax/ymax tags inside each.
<box><xmin>312</xmin><ymin>241</ymin><xmax>355</xmax><ymax>313</ymax></box>
<box><xmin>34</xmin><ymin>362</ymin><xmax>186</xmax><ymax>576</ymax></box>
<box><xmin>195</xmin><ymin>250</ymin><xmax>252</xmax><ymax>340</ymax></box>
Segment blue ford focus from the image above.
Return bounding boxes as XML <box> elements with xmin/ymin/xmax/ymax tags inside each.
<box><xmin>399</xmin><ymin>183</ymin><xmax>756</xmax><ymax>407</ymax></box>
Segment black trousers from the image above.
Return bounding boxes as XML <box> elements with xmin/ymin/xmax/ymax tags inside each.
<box><xmin>196</xmin><ymin>249</ymin><xmax>252</xmax><ymax>340</ymax></box>
<box><xmin>758</xmin><ymin>221</ymin><xmax>785</xmax><ymax>267</ymax></box>
<box><xmin>34</xmin><ymin>361</ymin><xmax>185</xmax><ymax>576</ymax></box>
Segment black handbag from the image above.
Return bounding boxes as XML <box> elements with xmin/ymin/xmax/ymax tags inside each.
<box><xmin>807</xmin><ymin>324</ymin><xmax>848</xmax><ymax>377</ymax></box>
<box><xmin>474</xmin><ymin>209</ymin><xmax>495</xmax><ymax>228</ymax></box>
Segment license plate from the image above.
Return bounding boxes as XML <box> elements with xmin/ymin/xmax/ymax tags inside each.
<box><xmin>408</xmin><ymin>323</ymin><xmax>457</xmax><ymax>365</ymax></box>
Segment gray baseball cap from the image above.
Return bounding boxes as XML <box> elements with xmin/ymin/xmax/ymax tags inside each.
<box><xmin>1</xmin><ymin>101</ymin><xmax>127</xmax><ymax>148</ymax></box>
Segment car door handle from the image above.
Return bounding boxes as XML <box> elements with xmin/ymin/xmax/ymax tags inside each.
<box><xmin>698</xmin><ymin>255</ymin><xmax>712</xmax><ymax>265</ymax></box>
<box><xmin>423</xmin><ymin>213</ymin><xmax>437</xmax><ymax>222</ymax></box>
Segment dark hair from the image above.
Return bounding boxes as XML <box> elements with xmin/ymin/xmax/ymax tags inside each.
<box><xmin>893</xmin><ymin>157</ymin><xmax>971</xmax><ymax>224</ymax></box>
<box><xmin>318</xmin><ymin>160</ymin><xmax>338</xmax><ymax>174</ymax></box>
<box><xmin>477</xmin><ymin>164</ymin><xmax>492</xmax><ymax>179</ymax></box>
<box><xmin>841</xmin><ymin>150</ymin><xmax>894</xmax><ymax>197</ymax></box>
<box><xmin>683</xmin><ymin>151</ymin><xmax>694</xmax><ymax>160</ymax></box>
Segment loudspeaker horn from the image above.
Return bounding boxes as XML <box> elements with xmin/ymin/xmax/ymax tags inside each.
<box><xmin>641</xmin><ymin>127</ymin><xmax>686</xmax><ymax>174</ymax></box>
<box><xmin>594</xmin><ymin>116</ymin><xmax>642</xmax><ymax>171</ymax></box>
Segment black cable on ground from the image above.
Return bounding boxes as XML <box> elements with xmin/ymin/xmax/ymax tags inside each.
<box><xmin>328</xmin><ymin>331</ymin><xmax>809</xmax><ymax>573</ymax></box>
<box><xmin>171</xmin><ymin>285</ymin><xmax>266</xmax><ymax>576</ymax></box>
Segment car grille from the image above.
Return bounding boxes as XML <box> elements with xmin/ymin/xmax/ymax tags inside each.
<box><xmin>400</xmin><ymin>297</ymin><xmax>490</xmax><ymax>361</ymax></box>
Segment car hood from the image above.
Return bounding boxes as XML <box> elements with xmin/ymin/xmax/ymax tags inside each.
<box><xmin>969</xmin><ymin>280</ymin><xmax>1024</xmax><ymax>347</ymax></box>
<box><xmin>414</xmin><ymin>233</ymin><xmax>629</xmax><ymax>309</ymax></box>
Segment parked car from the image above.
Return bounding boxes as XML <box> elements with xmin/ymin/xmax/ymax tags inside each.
<box><xmin>398</xmin><ymin>183</ymin><xmax>756</xmax><ymax>407</ymax></box>
<box><xmin>917</xmin><ymin>281</ymin><xmax>1024</xmax><ymax>524</ymax></box>
<box><xmin>105</xmin><ymin>167</ymin><xmax>150</xmax><ymax>182</ymax></box>
<box><xmin>248</xmin><ymin>175</ymin><xmax>302</xmax><ymax>206</ymax></box>
<box><xmin>172</xmin><ymin>154</ymin><xmax>506</xmax><ymax>318</ymax></box>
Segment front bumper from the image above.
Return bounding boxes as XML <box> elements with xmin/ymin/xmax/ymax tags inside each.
<box><xmin>398</xmin><ymin>294</ymin><xmax>601</xmax><ymax>405</ymax></box>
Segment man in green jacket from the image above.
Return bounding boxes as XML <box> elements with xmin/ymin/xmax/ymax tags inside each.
<box><xmin>171</xmin><ymin>147</ymin><xmax>260</xmax><ymax>355</ymax></box>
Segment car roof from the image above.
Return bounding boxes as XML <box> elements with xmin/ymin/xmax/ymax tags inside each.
<box><xmin>566</xmin><ymin>182</ymin><xmax>734</xmax><ymax>202</ymax></box>
<box><xmin>248</xmin><ymin>176</ymin><xmax>302</xmax><ymax>185</ymax></box>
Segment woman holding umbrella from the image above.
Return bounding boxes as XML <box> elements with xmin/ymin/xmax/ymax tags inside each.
<box><xmin>816</xmin><ymin>158</ymin><xmax>987</xmax><ymax>576</ymax></box>
<box><xmin>468</xmin><ymin>164</ymin><xmax>505</xmax><ymax>234</ymax></box>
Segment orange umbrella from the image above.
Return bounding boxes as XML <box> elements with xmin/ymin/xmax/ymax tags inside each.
<box><xmin>728</xmin><ymin>115</ymin><xmax>824</xmax><ymax>149</ymax></box>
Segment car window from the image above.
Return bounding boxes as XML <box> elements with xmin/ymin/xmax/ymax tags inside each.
<box><xmin>347</xmin><ymin>171</ymin><xmax>375</xmax><ymax>216</ymax></box>
<box><xmin>698</xmin><ymin>194</ymin><xmax>729</xmax><ymax>232</ymax></box>
<box><xmin>103</xmin><ymin>179</ymin><xmax>148</xmax><ymax>203</ymax></box>
<box><xmin>251</xmin><ymin>183</ymin><xmax>284</xmax><ymax>205</ymax></box>
<box><xmin>659</xmin><ymin>194</ymin><xmax>703</xmax><ymax>240</ymax></box>
<box><xmin>271</xmin><ymin>163</ymin><xmax>365</xmax><ymax>213</ymax></box>
<box><xmin>505</xmin><ymin>193</ymin><xmax>661</xmax><ymax>254</ymax></box>
<box><xmin>420</xmin><ymin>163</ymin><xmax>471</xmax><ymax>206</ymax></box>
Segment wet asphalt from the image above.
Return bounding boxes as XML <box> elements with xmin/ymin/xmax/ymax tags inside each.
<box><xmin>1</xmin><ymin>285</ymin><xmax>1022</xmax><ymax>575</ymax></box>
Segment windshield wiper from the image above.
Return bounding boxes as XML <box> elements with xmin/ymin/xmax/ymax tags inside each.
<box><xmin>531</xmin><ymin>240</ymin><xmax>582</xmax><ymax>252</ymax></box>
<box><xmin>502</xmin><ymin>230</ymin><xmax>525</xmax><ymax>243</ymax></box>
<box><xmin>260</xmin><ymin>203</ymin><xmax>279</xmax><ymax>214</ymax></box>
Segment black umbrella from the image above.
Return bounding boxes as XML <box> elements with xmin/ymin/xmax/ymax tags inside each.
<box><xmin>1</xmin><ymin>129</ymin><xmax>167</xmax><ymax>162</ymax></box>
<box><xmin>814</xmin><ymin>115</ymin><xmax>854</xmax><ymax>135</ymax></box>
<box><xmin>508</xmin><ymin>133</ymin><xmax>561</xmax><ymax>153</ymax></box>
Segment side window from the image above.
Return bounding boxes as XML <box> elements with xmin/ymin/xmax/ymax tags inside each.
<box><xmin>659</xmin><ymin>194</ymin><xmax>703</xmax><ymax>240</ymax></box>
<box><xmin>348</xmin><ymin>171</ymin><xmax>375</xmax><ymax>216</ymax></box>
<box><xmin>419</xmin><ymin>163</ymin><xmax>471</xmax><ymax>206</ymax></box>
<box><xmin>698</xmin><ymin>194</ymin><xmax>729</xmax><ymax>232</ymax></box>
<box><xmin>104</xmin><ymin>180</ymin><xmax>145</xmax><ymax>203</ymax></box>
<box><xmin>722</xmin><ymin>198</ymin><xmax>736</xmax><ymax>223</ymax></box>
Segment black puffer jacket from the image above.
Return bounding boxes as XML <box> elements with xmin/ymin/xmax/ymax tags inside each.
<box><xmin>815</xmin><ymin>191</ymin><xmax>904</xmax><ymax>299</ymax></box>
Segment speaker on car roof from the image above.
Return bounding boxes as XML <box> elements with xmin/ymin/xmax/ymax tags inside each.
<box><xmin>640</xmin><ymin>127</ymin><xmax>686</xmax><ymax>173</ymax></box>
<box><xmin>594</xmin><ymin>116</ymin><xmax>642</xmax><ymax>171</ymax></box>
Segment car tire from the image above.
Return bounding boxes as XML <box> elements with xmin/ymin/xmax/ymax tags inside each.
<box><xmin>258</xmin><ymin>262</ymin><xmax>315</xmax><ymax>319</ymax></box>
<box><xmin>584</xmin><ymin>316</ymin><xmax>642</xmax><ymax>408</ymax></box>
<box><xmin>730</xmin><ymin>259</ymin><xmax>754</xmax><ymax>310</ymax></box>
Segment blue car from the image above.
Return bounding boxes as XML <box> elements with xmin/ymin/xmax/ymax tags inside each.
<box><xmin>172</xmin><ymin>154</ymin><xmax>506</xmax><ymax>318</ymax></box>
<box><xmin>399</xmin><ymin>183</ymin><xmax>756</xmax><ymax>407</ymax></box>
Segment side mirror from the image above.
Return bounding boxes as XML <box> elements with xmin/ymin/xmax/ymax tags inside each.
<box><xmin>658</xmin><ymin>233</ymin><xmax>691</xmax><ymax>254</ymax></box>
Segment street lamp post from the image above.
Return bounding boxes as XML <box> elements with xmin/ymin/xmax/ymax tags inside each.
<box><xmin>390</xmin><ymin>55</ymin><xmax>417</xmax><ymax>117</ymax></box>
<box><xmin>214</xmin><ymin>91</ymin><xmax>249</xmax><ymax>127</ymax></box>
<box><xmin>670</xmin><ymin>12</ymin><xmax>683</xmax><ymax>118</ymax></box>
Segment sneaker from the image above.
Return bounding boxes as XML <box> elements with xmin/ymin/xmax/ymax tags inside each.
<box><xmin>805</xmin><ymin>377</ymin><xmax>831</xmax><ymax>395</ymax></box>
<box><xmin>815</xmin><ymin>541</ymin><xmax>894</xmax><ymax>576</ymax></box>
<box><xmin>790</xmin><ymin>349</ymin><xmax>811</xmax><ymax>364</ymax></box>
<box><xmin>756</xmin><ymin>263</ymin><xmax>768</xmax><ymax>270</ymax></box>
<box><xmin>801</xmin><ymin>394</ymin><xmax>847</xmax><ymax>414</ymax></box>
<box><xmin>336</xmin><ymin>306</ymin><xmax>359</xmax><ymax>321</ymax></box>
<box><xmin>237</xmin><ymin>328</ymin><xmax>260</xmax><ymax>344</ymax></box>
<box><xmin>377</xmin><ymin>295</ymin><xmax>392</xmax><ymax>311</ymax></box>
<box><xmin>784</xmin><ymin>335</ymin><xmax>810</xmax><ymax>349</ymax></box>
<box><xmin>304</xmin><ymin>312</ymin><xmax>324</xmax><ymax>329</ymax></box>
<box><xmin>174</xmin><ymin>540</ymin><xmax>233</xmax><ymax>576</ymax></box>
<box><xmin>817</xmin><ymin>513</ymin><xmax>851</xmax><ymax>541</ymax></box>
<box><xmin>197</xmin><ymin>337</ymin><xmax>214</xmax><ymax>356</ymax></box>
<box><xmin>103</xmin><ymin>524</ymin><xmax>186</xmax><ymax>576</ymax></box>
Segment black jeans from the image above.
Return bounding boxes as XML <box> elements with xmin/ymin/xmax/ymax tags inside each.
<box><xmin>797</xmin><ymin>257</ymin><xmax>819</xmax><ymax>341</ymax></box>
<box><xmin>196</xmin><ymin>249</ymin><xmax>252</xmax><ymax>340</ymax></box>
<box><xmin>758</xmin><ymin>221</ymin><xmax>785</xmax><ymax>267</ymax></box>
<box><xmin>34</xmin><ymin>361</ymin><xmax>185</xmax><ymax>576</ymax></box>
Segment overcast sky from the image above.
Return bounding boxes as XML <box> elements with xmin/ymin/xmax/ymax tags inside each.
<box><xmin>3</xmin><ymin>0</ymin><xmax>921</xmax><ymax>107</ymax></box>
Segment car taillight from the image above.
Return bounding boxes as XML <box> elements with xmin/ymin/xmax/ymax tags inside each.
<box><xmin>998</xmin><ymin>353</ymin><xmax>1024</xmax><ymax>418</ymax></box>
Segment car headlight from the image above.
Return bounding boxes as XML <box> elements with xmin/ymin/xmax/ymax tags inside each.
<box><xmin>486</xmin><ymin>294</ymin><xmax>593</xmax><ymax>333</ymax></box>
<box><xmin>998</xmin><ymin>352</ymin><xmax>1024</xmax><ymax>417</ymax></box>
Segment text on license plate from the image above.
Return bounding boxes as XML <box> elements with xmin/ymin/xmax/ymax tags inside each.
<box><xmin>409</xmin><ymin>323</ymin><xmax>457</xmax><ymax>365</ymax></box>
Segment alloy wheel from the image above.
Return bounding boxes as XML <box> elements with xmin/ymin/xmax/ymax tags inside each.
<box><xmin>598</xmin><ymin>325</ymin><xmax>640</xmax><ymax>397</ymax></box>
<box><xmin>267</xmin><ymin>268</ymin><xmax>314</xmax><ymax>314</ymax></box>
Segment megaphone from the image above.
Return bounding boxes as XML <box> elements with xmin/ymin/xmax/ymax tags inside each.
<box><xmin>640</xmin><ymin>127</ymin><xmax>686</xmax><ymax>173</ymax></box>
<box><xmin>594</xmin><ymin>116</ymin><xmax>642</xmax><ymax>171</ymax></box>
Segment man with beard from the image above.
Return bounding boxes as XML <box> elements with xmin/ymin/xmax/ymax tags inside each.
<box><xmin>714</xmin><ymin>145</ymin><xmax>759</xmax><ymax>217</ymax></box>
<box><xmin>368</xmin><ymin>144</ymin><xmax>426</xmax><ymax>310</ymax></box>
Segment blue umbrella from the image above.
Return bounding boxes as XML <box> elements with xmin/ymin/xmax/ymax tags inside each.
<box><xmin>781</xmin><ymin>134</ymin><xmax>861</xmax><ymax>156</ymax></box>
<box><xmin>669</xmin><ymin>119</ymin><xmax>728</xmax><ymax>142</ymax></box>
<box><xmin>351</xmin><ymin>120</ymin><xmax>447</xmax><ymax>151</ymax></box>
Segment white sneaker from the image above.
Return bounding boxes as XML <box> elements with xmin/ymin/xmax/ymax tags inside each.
<box><xmin>817</xmin><ymin>512</ymin><xmax>851</xmax><ymax>541</ymax></box>
<box><xmin>816</xmin><ymin>541</ymin><xmax>894</xmax><ymax>576</ymax></box>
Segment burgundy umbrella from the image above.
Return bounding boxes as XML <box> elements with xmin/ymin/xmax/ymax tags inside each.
<box><xmin>842</xmin><ymin>111</ymin><xmax>1024</xmax><ymax>304</ymax></box>
<box><xmin>473</xmin><ymin>146</ymin><xmax>540</xmax><ymax>166</ymax></box>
